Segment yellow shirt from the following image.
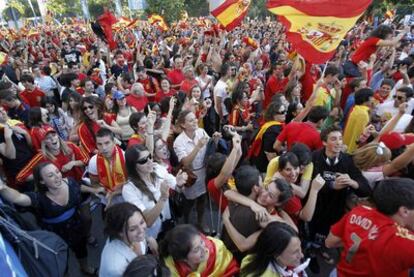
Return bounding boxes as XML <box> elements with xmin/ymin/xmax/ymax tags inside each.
<box><xmin>264</xmin><ymin>157</ymin><xmax>314</xmax><ymax>186</ymax></box>
<box><xmin>314</xmin><ymin>85</ymin><xmax>336</xmax><ymax>110</ymax></box>
<box><xmin>343</xmin><ymin>105</ymin><xmax>370</xmax><ymax>153</ymax></box>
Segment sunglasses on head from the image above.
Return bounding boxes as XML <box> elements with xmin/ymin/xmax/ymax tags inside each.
<box><xmin>136</xmin><ymin>154</ymin><xmax>152</xmax><ymax>165</ymax></box>
<box><xmin>83</xmin><ymin>105</ymin><xmax>94</xmax><ymax>111</ymax></box>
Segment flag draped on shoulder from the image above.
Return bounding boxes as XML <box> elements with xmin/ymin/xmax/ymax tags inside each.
<box><xmin>267</xmin><ymin>0</ymin><xmax>372</xmax><ymax>64</ymax></box>
<box><xmin>210</xmin><ymin>0</ymin><xmax>251</xmax><ymax>31</ymax></box>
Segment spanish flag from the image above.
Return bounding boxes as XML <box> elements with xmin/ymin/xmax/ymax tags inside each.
<box><xmin>267</xmin><ymin>0</ymin><xmax>372</xmax><ymax>64</ymax></box>
<box><xmin>148</xmin><ymin>14</ymin><xmax>169</xmax><ymax>32</ymax></box>
<box><xmin>210</xmin><ymin>0</ymin><xmax>251</xmax><ymax>31</ymax></box>
<box><xmin>91</xmin><ymin>10</ymin><xmax>118</xmax><ymax>50</ymax></box>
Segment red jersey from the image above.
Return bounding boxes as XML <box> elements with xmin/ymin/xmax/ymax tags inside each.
<box><xmin>167</xmin><ymin>69</ymin><xmax>185</xmax><ymax>87</ymax></box>
<box><xmin>16</xmin><ymin>142</ymin><xmax>89</xmax><ymax>183</ymax></box>
<box><xmin>154</xmin><ymin>89</ymin><xmax>176</xmax><ymax>103</ymax></box>
<box><xmin>30</xmin><ymin>124</ymin><xmax>53</xmax><ymax>151</ymax></box>
<box><xmin>78</xmin><ymin>114</ymin><xmax>114</xmax><ymax>156</ymax></box>
<box><xmin>264</xmin><ymin>75</ymin><xmax>288</xmax><ymax>109</ymax></box>
<box><xmin>19</xmin><ymin>87</ymin><xmax>45</xmax><ymax>107</ymax></box>
<box><xmin>126</xmin><ymin>94</ymin><xmax>148</xmax><ymax>112</ymax></box>
<box><xmin>180</xmin><ymin>79</ymin><xmax>199</xmax><ymax>95</ymax></box>
<box><xmin>331</xmin><ymin>205</ymin><xmax>414</xmax><ymax>277</ymax></box>
<box><xmin>350</xmin><ymin>37</ymin><xmax>380</xmax><ymax>64</ymax></box>
<box><xmin>138</xmin><ymin>77</ymin><xmax>159</xmax><ymax>102</ymax></box>
<box><xmin>277</xmin><ymin>121</ymin><xmax>323</xmax><ymax>151</ymax></box>
<box><xmin>207</xmin><ymin>178</ymin><xmax>229</xmax><ymax>213</ymax></box>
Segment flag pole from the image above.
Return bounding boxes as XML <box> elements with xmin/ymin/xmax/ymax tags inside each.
<box><xmin>321</xmin><ymin>61</ymin><xmax>329</xmax><ymax>78</ymax></box>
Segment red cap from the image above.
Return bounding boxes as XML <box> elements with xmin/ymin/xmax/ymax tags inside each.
<box><xmin>379</xmin><ymin>132</ymin><xmax>408</xmax><ymax>150</ymax></box>
<box><xmin>44</xmin><ymin>126</ymin><xmax>56</xmax><ymax>135</ymax></box>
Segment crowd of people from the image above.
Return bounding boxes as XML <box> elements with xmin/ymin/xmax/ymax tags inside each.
<box><xmin>0</xmin><ymin>13</ymin><xmax>414</xmax><ymax>277</ymax></box>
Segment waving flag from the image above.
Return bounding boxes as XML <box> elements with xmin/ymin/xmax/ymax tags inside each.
<box><xmin>210</xmin><ymin>0</ymin><xmax>251</xmax><ymax>31</ymax></box>
<box><xmin>267</xmin><ymin>0</ymin><xmax>372</xmax><ymax>64</ymax></box>
<box><xmin>148</xmin><ymin>14</ymin><xmax>169</xmax><ymax>32</ymax></box>
<box><xmin>91</xmin><ymin>10</ymin><xmax>118</xmax><ymax>50</ymax></box>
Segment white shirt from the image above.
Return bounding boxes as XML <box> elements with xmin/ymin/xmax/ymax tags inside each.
<box><xmin>213</xmin><ymin>79</ymin><xmax>229</xmax><ymax>117</ymax></box>
<box><xmin>173</xmin><ymin>128</ymin><xmax>208</xmax><ymax>199</ymax></box>
<box><xmin>376</xmin><ymin>99</ymin><xmax>414</xmax><ymax>118</ymax></box>
<box><xmin>122</xmin><ymin>163</ymin><xmax>176</xmax><ymax>238</ymax></box>
<box><xmin>196</xmin><ymin>75</ymin><xmax>213</xmax><ymax>99</ymax></box>
<box><xmin>99</xmin><ymin>239</ymin><xmax>146</xmax><ymax>277</ymax></box>
<box><xmin>34</xmin><ymin>75</ymin><xmax>57</xmax><ymax>97</ymax></box>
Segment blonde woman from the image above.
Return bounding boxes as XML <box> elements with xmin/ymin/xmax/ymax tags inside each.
<box><xmin>16</xmin><ymin>126</ymin><xmax>89</xmax><ymax>184</ymax></box>
<box><xmin>353</xmin><ymin>141</ymin><xmax>414</xmax><ymax>187</ymax></box>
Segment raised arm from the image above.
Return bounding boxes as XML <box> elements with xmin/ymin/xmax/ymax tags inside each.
<box><xmin>0</xmin><ymin>179</ymin><xmax>32</xmax><ymax>207</ymax></box>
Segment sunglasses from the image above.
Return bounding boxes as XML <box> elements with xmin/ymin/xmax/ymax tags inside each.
<box><xmin>393</xmin><ymin>95</ymin><xmax>406</xmax><ymax>101</ymax></box>
<box><xmin>83</xmin><ymin>105</ymin><xmax>94</xmax><ymax>111</ymax></box>
<box><xmin>136</xmin><ymin>154</ymin><xmax>152</xmax><ymax>165</ymax></box>
<box><xmin>276</xmin><ymin>110</ymin><xmax>286</xmax><ymax>115</ymax></box>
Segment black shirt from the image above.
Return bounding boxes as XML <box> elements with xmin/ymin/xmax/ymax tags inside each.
<box><xmin>309</xmin><ymin>148</ymin><xmax>371</xmax><ymax>238</ymax></box>
<box><xmin>251</xmin><ymin>125</ymin><xmax>282</xmax><ymax>172</ymax></box>
<box><xmin>0</xmin><ymin>131</ymin><xmax>33</xmax><ymax>183</ymax></box>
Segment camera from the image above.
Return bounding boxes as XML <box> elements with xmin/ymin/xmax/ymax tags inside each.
<box><xmin>322</xmin><ymin>171</ymin><xmax>337</xmax><ymax>189</ymax></box>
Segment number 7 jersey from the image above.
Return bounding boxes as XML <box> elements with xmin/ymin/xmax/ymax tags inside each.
<box><xmin>331</xmin><ymin>205</ymin><xmax>414</xmax><ymax>277</ymax></box>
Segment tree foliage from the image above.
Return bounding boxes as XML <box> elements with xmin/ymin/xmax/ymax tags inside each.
<box><xmin>145</xmin><ymin>0</ymin><xmax>185</xmax><ymax>23</ymax></box>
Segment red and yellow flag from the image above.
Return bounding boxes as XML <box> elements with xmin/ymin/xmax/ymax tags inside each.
<box><xmin>267</xmin><ymin>0</ymin><xmax>372</xmax><ymax>64</ymax></box>
<box><xmin>148</xmin><ymin>14</ymin><xmax>169</xmax><ymax>32</ymax></box>
<box><xmin>210</xmin><ymin>0</ymin><xmax>251</xmax><ymax>31</ymax></box>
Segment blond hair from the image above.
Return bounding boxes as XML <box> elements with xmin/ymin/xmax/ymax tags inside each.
<box><xmin>41</xmin><ymin>136</ymin><xmax>73</xmax><ymax>162</ymax></box>
<box><xmin>353</xmin><ymin>142</ymin><xmax>391</xmax><ymax>171</ymax></box>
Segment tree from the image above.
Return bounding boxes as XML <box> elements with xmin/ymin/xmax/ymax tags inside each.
<box><xmin>184</xmin><ymin>0</ymin><xmax>209</xmax><ymax>17</ymax></box>
<box><xmin>145</xmin><ymin>0</ymin><xmax>185</xmax><ymax>23</ymax></box>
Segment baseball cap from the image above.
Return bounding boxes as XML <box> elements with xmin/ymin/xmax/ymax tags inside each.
<box><xmin>379</xmin><ymin>132</ymin><xmax>409</xmax><ymax>150</ymax></box>
<box><xmin>112</xmin><ymin>90</ymin><xmax>125</xmax><ymax>100</ymax></box>
<box><xmin>44</xmin><ymin>126</ymin><xmax>57</xmax><ymax>135</ymax></box>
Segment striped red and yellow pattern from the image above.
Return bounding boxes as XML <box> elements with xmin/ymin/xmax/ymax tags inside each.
<box><xmin>267</xmin><ymin>0</ymin><xmax>372</xmax><ymax>64</ymax></box>
<box><xmin>210</xmin><ymin>0</ymin><xmax>251</xmax><ymax>31</ymax></box>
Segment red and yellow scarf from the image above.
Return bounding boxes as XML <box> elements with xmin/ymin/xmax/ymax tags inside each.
<box><xmin>96</xmin><ymin>145</ymin><xmax>127</xmax><ymax>192</ymax></box>
<box><xmin>248</xmin><ymin>120</ymin><xmax>282</xmax><ymax>158</ymax></box>
<box><xmin>165</xmin><ymin>235</ymin><xmax>239</xmax><ymax>277</ymax></box>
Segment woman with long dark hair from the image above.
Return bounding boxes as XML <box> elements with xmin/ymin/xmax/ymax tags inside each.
<box><xmin>78</xmin><ymin>96</ymin><xmax>122</xmax><ymax>156</ymax></box>
<box><xmin>122</xmin><ymin>144</ymin><xmax>187</xmax><ymax>239</ymax></box>
<box><xmin>99</xmin><ymin>202</ymin><xmax>157</xmax><ymax>277</ymax></box>
<box><xmin>42</xmin><ymin>96</ymin><xmax>70</xmax><ymax>140</ymax></box>
<box><xmin>160</xmin><ymin>224</ymin><xmax>239</xmax><ymax>276</ymax></box>
<box><xmin>241</xmin><ymin>222</ymin><xmax>308</xmax><ymax>276</ymax></box>
<box><xmin>28</xmin><ymin>106</ymin><xmax>53</xmax><ymax>151</ymax></box>
<box><xmin>0</xmin><ymin>162</ymin><xmax>101</xmax><ymax>274</ymax></box>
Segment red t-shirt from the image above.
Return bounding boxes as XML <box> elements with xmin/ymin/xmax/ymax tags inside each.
<box><xmin>138</xmin><ymin>77</ymin><xmax>159</xmax><ymax>102</ymax></box>
<box><xmin>207</xmin><ymin>178</ymin><xmax>228</xmax><ymax>213</ymax></box>
<box><xmin>29</xmin><ymin>124</ymin><xmax>53</xmax><ymax>151</ymax></box>
<box><xmin>283</xmin><ymin>196</ymin><xmax>302</xmax><ymax>225</ymax></box>
<box><xmin>154</xmin><ymin>89</ymin><xmax>176</xmax><ymax>103</ymax></box>
<box><xmin>180</xmin><ymin>79</ymin><xmax>199</xmax><ymax>95</ymax></box>
<box><xmin>264</xmin><ymin>75</ymin><xmax>288</xmax><ymax>109</ymax></box>
<box><xmin>126</xmin><ymin>94</ymin><xmax>148</xmax><ymax>112</ymax></box>
<box><xmin>331</xmin><ymin>205</ymin><xmax>414</xmax><ymax>277</ymax></box>
<box><xmin>167</xmin><ymin>69</ymin><xmax>185</xmax><ymax>87</ymax></box>
<box><xmin>277</xmin><ymin>121</ymin><xmax>323</xmax><ymax>151</ymax></box>
<box><xmin>19</xmin><ymin>87</ymin><xmax>45</xmax><ymax>107</ymax></box>
<box><xmin>351</xmin><ymin>37</ymin><xmax>381</xmax><ymax>64</ymax></box>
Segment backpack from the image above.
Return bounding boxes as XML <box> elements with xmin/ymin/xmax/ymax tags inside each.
<box><xmin>0</xmin><ymin>216</ymin><xmax>69</xmax><ymax>277</ymax></box>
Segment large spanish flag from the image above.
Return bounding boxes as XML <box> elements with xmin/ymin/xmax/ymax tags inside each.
<box><xmin>267</xmin><ymin>0</ymin><xmax>372</xmax><ymax>64</ymax></box>
<box><xmin>148</xmin><ymin>14</ymin><xmax>169</xmax><ymax>32</ymax></box>
<box><xmin>210</xmin><ymin>0</ymin><xmax>251</xmax><ymax>31</ymax></box>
